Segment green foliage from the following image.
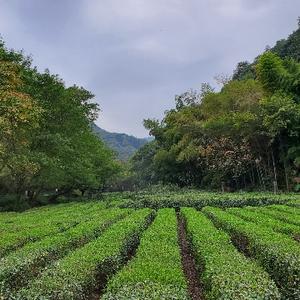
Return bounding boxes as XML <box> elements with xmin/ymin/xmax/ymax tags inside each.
<box><xmin>0</xmin><ymin>206</ymin><xmax>129</xmax><ymax>297</ymax></box>
<box><xmin>272</xmin><ymin>25</ymin><xmax>300</xmax><ymax>62</ymax></box>
<box><xmin>266</xmin><ymin>204</ymin><xmax>300</xmax><ymax>215</ymax></box>
<box><xmin>16</xmin><ymin>209</ymin><xmax>153</xmax><ymax>299</ymax></box>
<box><xmin>256</xmin><ymin>52</ymin><xmax>286</xmax><ymax>94</ymax></box>
<box><xmin>250</xmin><ymin>205</ymin><xmax>300</xmax><ymax>226</ymax></box>
<box><xmin>0</xmin><ymin>198</ymin><xmax>299</xmax><ymax>299</ymax></box>
<box><xmin>234</xmin><ymin>22</ymin><xmax>300</xmax><ymax>87</ymax></box>
<box><xmin>130</xmin><ymin>140</ymin><xmax>159</xmax><ymax>186</ymax></box>
<box><xmin>132</xmin><ymin>24</ymin><xmax>300</xmax><ymax>191</ymax></box>
<box><xmin>227</xmin><ymin>207</ymin><xmax>300</xmax><ymax>238</ymax></box>
<box><xmin>115</xmin><ymin>189</ymin><xmax>299</xmax><ymax>209</ymax></box>
<box><xmin>182</xmin><ymin>208</ymin><xmax>280</xmax><ymax>299</ymax></box>
<box><xmin>0</xmin><ymin>59</ymin><xmax>42</xmax><ymax>196</ymax></box>
<box><xmin>103</xmin><ymin>209</ymin><xmax>189</xmax><ymax>299</ymax></box>
<box><xmin>260</xmin><ymin>92</ymin><xmax>300</xmax><ymax>137</ymax></box>
<box><xmin>0</xmin><ymin>202</ymin><xmax>105</xmax><ymax>257</ymax></box>
<box><xmin>203</xmin><ymin>207</ymin><xmax>300</xmax><ymax>299</ymax></box>
<box><xmin>134</xmin><ymin>78</ymin><xmax>269</xmax><ymax>188</ymax></box>
<box><xmin>233</xmin><ymin>61</ymin><xmax>256</xmax><ymax>80</ymax></box>
<box><xmin>0</xmin><ymin>39</ymin><xmax>120</xmax><ymax>208</ymax></box>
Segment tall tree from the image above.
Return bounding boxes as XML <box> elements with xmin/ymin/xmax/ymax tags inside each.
<box><xmin>0</xmin><ymin>39</ymin><xmax>120</xmax><ymax>206</ymax></box>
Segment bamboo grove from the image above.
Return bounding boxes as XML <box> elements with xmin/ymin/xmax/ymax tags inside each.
<box><xmin>132</xmin><ymin>51</ymin><xmax>300</xmax><ymax>191</ymax></box>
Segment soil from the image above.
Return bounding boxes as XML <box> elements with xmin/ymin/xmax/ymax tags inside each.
<box><xmin>89</xmin><ymin>241</ymin><xmax>140</xmax><ymax>300</ymax></box>
<box><xmin>230</xmin><ymin>233</ymin><xmax>251</xmax><ymax>257</ymax></box>
<box><xmin>177</xmin><ymin>212</ymin><xmax>204</xmax><ymax>300</ymax></box>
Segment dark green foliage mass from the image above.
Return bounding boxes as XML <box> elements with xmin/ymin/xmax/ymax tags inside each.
<box><xmin>0</xmin><ymin>39</ymin><xmax>120</xmax><ymax>208</ymax></box>
<box><xmin>92</xmin><ymin>124</ymin><xmax>149</xmax><ymax>161</ymax></box>
<box><xmin>234</xmin><ymin>21</ymin><xmax>300</xmax><ymax>81</ymax></box>
<box><xmin>272</xmin><ymin>23</ymin><xmax>300</xmax><ymax>62</ymax></box>
<box><xmin>132</xmin><ymin>23</ymin><xmax>300</xmax><ymax>191</ymax></box>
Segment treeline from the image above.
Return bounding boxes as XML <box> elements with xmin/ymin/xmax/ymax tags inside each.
<box><xmin>131</xmin><ymin>26</ymin><xmax>300</xmax><ymax>192</ymax></box>
<box><xmin>0</xmin><ymin>40</ymin><xmax>120</xmax><ymax>208</ymax></box>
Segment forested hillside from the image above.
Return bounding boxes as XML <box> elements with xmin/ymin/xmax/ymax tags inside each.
<box><xmin>132</xmin><ymin>24</ymin><xmax>300</xmax><ymax>192</ymax></box>
<box><xmin>272</xmin><ymin>19</ymin><xmax>300</xmax><ymax>61</ymax></box>
<box><xmin>1</xmin><ymin>22</ymin><xmax>300</xmax><ymax>211</ymax></box>
<box><xmin>92</xmin><ymin>124</ymin><xmax>148</xmax><ymax>160</ymax></box>
<box><xmin>233</xmin><ymin>22</ymin><xmax>300</xmax><ymax>81</ymax></box>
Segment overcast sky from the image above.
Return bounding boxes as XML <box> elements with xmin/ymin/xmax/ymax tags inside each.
<box><xmin>0</xmin><ymin>0</ymin><xmax>299</xmax><ymax>137</ymax></box>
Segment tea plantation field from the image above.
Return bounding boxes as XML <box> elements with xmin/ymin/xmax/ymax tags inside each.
<box><xmin>0</xmin><ymin>193</ymin><xmax>299</xmax><ymax>299</ymax></box>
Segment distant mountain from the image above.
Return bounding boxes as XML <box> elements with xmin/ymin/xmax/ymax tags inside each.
<box><xmin>92</xmin><ymin>124</ymin><xmax>150</xmax><ymax>161</ymax></box>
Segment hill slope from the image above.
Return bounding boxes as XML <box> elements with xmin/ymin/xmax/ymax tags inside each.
<box><xmin>272</xmin><ymin>25</ymin><xmax>300</xmax><ymax>61</ymax></box>
<box><xmin>92</xmin><ymin>124</ymin><xmax>149</xmax><ymax>160</ymax></box>
<box><xmin>233</xmin><ymin>24</ymin><xmax>300</xmax><ymax>80</ymax></box>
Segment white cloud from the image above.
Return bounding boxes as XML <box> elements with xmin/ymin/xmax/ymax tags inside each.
<box><xmin>82</xmin><ymin>0</ymin><xmax>185</xmax><ymax>29</ymax></box>
<box><xmin>1</xmin><ymin>0</ymin><xmax>300</xmax><ymax>136</ymax></box>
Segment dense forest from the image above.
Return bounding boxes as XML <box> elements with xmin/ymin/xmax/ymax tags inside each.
<box><xmin>0</xmin><ymin>40</ymin><xmax>121</xmax><ymax>209</ymax></box>
<box><xmin>131</xmin><ymin>23</ymin><xmax>300</xmax><ymax>192</ymax></box>
<box><xmin>1</xmin><ymin>22</ymin><xmax>300</xmax><ymax>210</ymax></box>
<box><xmin>92</xmin><ymin>124</ymin><xmax>149</xmax><ymax>161</ymax></box>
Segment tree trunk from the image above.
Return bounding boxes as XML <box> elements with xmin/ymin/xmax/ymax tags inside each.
<box><xmin>250</xmin><ymin>167</ymin><xmax>255</xmax><ymax>187</ymax></box>
<box><xmin>279</xmin><ymin>135</ymin><xmax>290</xmax><ymax>192</ymax></box>
<box><xmin>80</xmin><ymin>188</ymin><xmax>87</xmax><ymax>197</ymax></box>
<box><xmin>27</xmin><ymin>190</ymin><xmax>40</xmax><ymax>207</ymax></box>
<box><xmin>271</xmin><ymin>148</ymin><xmax>278</xmax><ymax>193</ymax></box>
<box><xmin>48</xmin><ymin>188</ymin><xmax>71</xmax><ymax>204</ymax></box>
<box><xmin>283</xmin><ymin>158</ymin><xmax>290</xmax><ymax>192</ymax></box>
<box><xmin>221</xmin><ymin>181</ymin><xmax>225</xmax><ymax>193</ymax></box>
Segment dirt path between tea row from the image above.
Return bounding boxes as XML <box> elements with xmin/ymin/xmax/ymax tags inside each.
<box><xmin>177</xmin><ymin>212</ymin><xmax>204</xmax><ymax>300</ymax></box>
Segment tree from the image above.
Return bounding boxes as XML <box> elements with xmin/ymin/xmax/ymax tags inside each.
<box><xmin>0</xmin><ymin>60</ymin><xmax>42</xmax><ymax>197</ymax></box>
<box><xmin>0</xmin><ymin>39</ymin><xmax>120</xmax><ymax>206</ymax></box>
<box><xmin>232</xmin><ymin>61</ymin><xmax>255</xmax><ymax>81</ymax></box>
<box><xmin>136</xmin><ymin>59</ymin><xmax>300</xmax><ymax>191</ymax></box>
<box><xmin>256</xmin><ymin>53</ymin><xmax>300</xmax><ymax>190</ymax></box>
<box><xmin>131</xmin><ymin>141</ymin><xmax>159</xmax><ymax>186</ymax></box>
<box><xmin>133</xmin><ymin>25</ymin><xmax>300</xmax><ymax>191</ymax></box>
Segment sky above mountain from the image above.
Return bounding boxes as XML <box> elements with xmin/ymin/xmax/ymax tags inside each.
<box><xmin>1</xmin><ymin>0</ymin><xmax>300</xmax><ymax>137</ymax></box>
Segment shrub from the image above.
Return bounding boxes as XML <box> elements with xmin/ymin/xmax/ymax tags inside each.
<box><xmin>203</xmin><ymin>207</ymin><xmax>300</xmax><ymax>299</ymax></box>
<box><xmin>16</xmin><ymin>209</ymin><xmax>154</xmax><ymax>299</ymax></box>
<box><xmin>182</xmin><ymin>207</ymin><xmax>280</xmax><ymax>300</ymax></box>
<box><xmin>227</xmin><ymin>207</ymin><xmax>300</xmax><ymax>240</ymax></box>
<box><xmin>0</xmin><ymin>202</ymin><xmax>105</xmax><ymax>257</ymax></box>
<box><xmin>249</xmin><ymin>206</ymin><xmax>300</xmax><ymax>226</ymax></box>
<box><xmin>102</xmin><ymin>208</ymin><xmax>189</xmax><ymax>300</ymax></box>
<box><xmin>0</xmin><ymin>208</ymin><xmax>130</xmax><ymax>297</ymax></box>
